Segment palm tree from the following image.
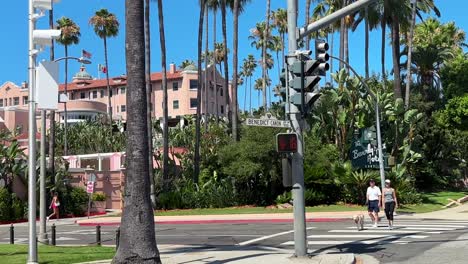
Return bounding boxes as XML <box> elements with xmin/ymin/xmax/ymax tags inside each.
<box><xmin>249</xmin><ymin>22</ymin><xmax>273</xmax><ymax>107</ymax></box>
<box><xmin>241</xmin><ymin>55</ymin><xmax>257</xmax><ymax>114</ymax></box>
<box><xmin>305</xmin><ymin>0</ymin><xmax>312</xmax><ymax>50</ymax></box>
<box><xmin>272</xmin><ymin>35</ymin><xmax>283</xmax><ymax>84</ymax></box>
<box><xmin>204</xmin><ymin>5</ymin><xmax>209</xmax><ymax>129</ymax></box>
<box><xmin>89</xmin><ymin>9</ymin><xmax>120</xmax><ymax>121</ymax></box>
<box><xmin>220</xmin><ymin>0</ymin><xmax>230</xmax><ymax>125</ymax></box>
<box><xmin>208</xmin><ymin>1</ymin><xmax>220</xmax><ymax>122</ymax></box>
<box><xmin>263</xmin><ymin>0</ymin><xmax>271</xmax><ymax>110</ymax></box>
<box><xmin>156</xmin><ymin>0</ymin><xmax>170</xmax><ymax>190</ymax></box>
<box><xmin>352</xmin><ymin>3</ymin><xmax>381</xmax><ymax>79</ymax></box>
<box><xmin>179</xmin><ymin>59</ymin><xmax>196</xmax><ymax>69</ymax></box>
<box><xmin>113</xmin><ymin>0</ymin><xmax>161</xmax><ymax>262</ymax></box>
<box><xmin>144</xmin><ymin>0</ymin><xmax>156</xmax><ymax>207</ymax></box>
<box><xmin>195</xmin><ymin>0</ymin><xmax>206</xmax><ymax>183</ymax></box>
<box><xmin>271</xmin><ymin>8</ymin><xmax>287</xmax><ymax>69</ymax></box>
<box><xmin>231</xmin><ymin>0</ymin><xmax>240</xmax><ymax>140</ymax></box>
<box><xmin>404</xmin><ymin>0</ymin><xmax>417</xmax><ymax>109</ymax></box>
<box><xmin>56</xmin><ymin>17</ymin><xmax>80</xmax><ymax>156</ymax></box>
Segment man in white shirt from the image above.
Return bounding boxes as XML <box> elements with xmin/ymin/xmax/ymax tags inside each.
<box><xmin>366</xmin><ymin>179</ymin><xmax>382</xmax><ymax>228</ymax></box>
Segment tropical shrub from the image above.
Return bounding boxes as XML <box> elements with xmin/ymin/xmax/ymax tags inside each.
<box><xmin>92</xmin><ymin>192</ymin><xmax>107</xmax><ymax>201</ymax></box>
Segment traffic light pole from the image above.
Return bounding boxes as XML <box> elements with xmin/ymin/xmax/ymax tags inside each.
<box><xmin>329</xmin><ymin>55</ymin><xmax>386</xmax><ymax>190</ymax></box>
<box><xmin>286</xmin><ymin>0</ymin><xmax>307</xmax><ymax>257</ymax></box>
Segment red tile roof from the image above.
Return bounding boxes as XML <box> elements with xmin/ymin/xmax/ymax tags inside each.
<box><xmin>58</xmin><ymin>71</ymin><xmax>184</xmax><ymax>92</ymax></box>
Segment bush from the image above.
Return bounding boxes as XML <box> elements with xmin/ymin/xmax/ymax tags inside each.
<box><xmin>92</xmin><ymin>192</ymin><xmax>106</xmax><ymax>201</ymax></box>
<box><xmin>0</xmin><ymin>188</ymin><xmax>11</xmax><ymax>221</ymax></box>
<box><xmin>0</xmin><ymin>188</ymin><xmax>27</xmax><ymax>221</ymax></box>
<box><xmin>61</xmin><ymin>187</ymin><xmax>89</xmax><ymax>216</ymax></box>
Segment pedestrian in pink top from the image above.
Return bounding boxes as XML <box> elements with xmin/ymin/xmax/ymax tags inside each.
<box><xmin>47</xmin><ymin>193</ymin><xmax>60</xmax><ymax>221</ymax></box>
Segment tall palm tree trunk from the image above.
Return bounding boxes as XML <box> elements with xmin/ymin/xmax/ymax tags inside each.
<box><xmin>104</xmin><ymin>36</ymin><xmax>113</xmax><ymax>121</ymax></box>
<box><xmin>381</xmin><ymin>17</ymin><xmax>386</xmax><ymax>79</ymax></box>
<box><xmin>221</xmin><ymin>0</ymin><xmax>230</xmax><ymax>123</ymax></box>
<box><xmin>144</xmin><ymin>0</ymin><xmax>156</xmax><ymax>206</ymax></box>
<box><xmin>305</xmin><ymin>0</ymin><xmax>311</xmax><ymax>50</ymax></box>
<box><xmin>281</xmin><ymin>32</ymin><xmax>285</xmax><ymax>69</ymax></box>
<box><xmin>113</xmin><ymin>0</ymin><xmax>161</xmax><ymax>262</ymax></box>
<box><xmin>213</xmin><ymin>10</ymin><xmax>219</xmax><ymax>123</ymax></box>
<box><xmin>262</xmin><ymin>0</ymin><xmax>271</xmax><ymax>110</ymax></box>
<box><xmin>204</xmin><ymin>8</ymin><xmax>209</xmax><ymax>128</ymax></box>
<box><xmin>157</xmin><ymin>0</ymin><xmax>169</xmax><ymax>189</ymax></box>
<box><xmin>64</xmin><ymin>46</ymin><xmax>69</xmax><ymax>156</ymax></box>
<box><xmin>195</xmin><ymin>1</ymin><xmax>205</xmax><ymax>184</ymax></box>
<box><xmin>48</xmin><ymin>7</ymin><xmax>55</xmax><ymax>183</ymax></box>
<box><xmin>339</xmin><ymin>18</ymin><xmax>345</xmax><ymax>70</ymax></box>
<box><xmin>365</xmin><ymin>8</ymin><xmax>369</xmax><ymax>79</ymax></box>
<box><xmin>249</xmin><ymin>76</ymin><xmax>252</xmax><ymax>114</ymax></box>
<box><xmin>244</xmin><ymin>76</ymin><xmax>247</xmax><ymax>112</ymax></box>
<box><xmin>232</xmin><ymin>0</ymin><xmax>239</xmax><ymax>140</ymax></box>
<box><xmin>391</xmin><ymin>18</ymin><xmax>402</xmax><ymax>98</ymax></box>
<box><xmin>405</xmin><ymin>0</ymin><xmax>417</xmax><ymax>109</ymax></box>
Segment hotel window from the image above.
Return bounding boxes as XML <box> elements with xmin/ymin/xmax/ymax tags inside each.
<box><xmin>190</xmin><ymin>98</ymin><xmax>198</xmax><ymax>109</ymax></box>
<box><xmin>219</xmin><ymin>85</ymin><xmax>224</xmax><ymax>96</ymax></box>
<box><xmin>23</xmin><ymin>96</ymin><xmax>28</xmax><ymax>105</ymax></box>
<box><xmin>0</xmin><ymin>99</ymin><xmax>3</xmax><ymax>107</ymax></box>
<box><xmin>13</xmin><ymin>97</ymin><xmax>19</xmax><ymax>105</ymax></box>
<box><xmin>80</xmin><ymin>92</ymin><xmax>86</xmax><ymax>99</ymax></box>
<box><xmin>110</xmin><ymin>89</ymin><xmax>113</xmax><ymax>97</ymax></box>
<box><xmin>121</xmin><ymin>105</ymin><xmax>126</xmax><ymax>112</ymax></box>
<box><xmin>172</xmin><ymin>82</ymin><xmax>179</xmax><ymax>91</ymax></box>
<box><xmin>92</xmin><ymin>91</ymin><xmax>98</xmax><ymax>99</ymax></box>
<box><xmin>70</xmin><ymin>93</ymin><xmax>75</xmax><ymax>100</ymax></box>
<box><xmin>189</xmin><ymin>80</ymin><xmax>198</xmax><ymax>90</ymax></box>
<box><xmin>100</xmin><ymin>90</ymin><xmax>105</xmax><ymax>98</ymax></box>
<box><xmin>120</xmin><ymin>87</ymin><xmax>126</xmax><ymax>94</ymax></box>
<box><xmin>220</xmin><ymin>105</ymin><xmax>224</xmax><ymax>114</ymax></box>
<box><xmin>173</xmin><ymin>100</ymin><xmax>179</xmax><ymax>109</ymax></box>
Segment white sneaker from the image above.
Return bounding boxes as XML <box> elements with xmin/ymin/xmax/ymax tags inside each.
<box><xmin>46</xmin><ymin>217</ymin><xmax>49</xmax><ymax>221</ymax></box>
<box><xmin>372</xmin><ymin>223</ymin><xmax>378</xmax><ymax>228</ymax></box>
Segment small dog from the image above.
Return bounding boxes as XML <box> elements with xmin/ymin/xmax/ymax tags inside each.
<box><xmin>352</xmin><ymin>214</ymin><xmax>365</xmax><ymax>231</ymax></box>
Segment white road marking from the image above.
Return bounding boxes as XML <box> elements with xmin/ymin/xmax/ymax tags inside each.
<box><xmin>55</xmin><ymin>237</ymin><xmax>79</xmax><ymax>241</ymax></box>
<box><xmin>281</xmin><ymin>240</ymin><xmax>409</xmax><ymax>245</ymax></box>
<box><xmin>236</xmin><ymin>227</ymin><xmax>316</xmax><ymax>246</ymax></box>
<box><xmin>329</xmin><ymin>229</ymin><xmax>442</xmax><ymax>234</ymax></box>
<box><xmin>347</xmin><ymin>226</ymin><xmax>456</xmax><ymax>231</ymax></box>
<box><xmin>394</xmin><ymin>224</ymin><xmax>465</xmax><ymax>228</ymax></box>
<box><xmin>309</xmin><ymin>234</ymin><xmax>427</xmax><ymax>239</ymax></box>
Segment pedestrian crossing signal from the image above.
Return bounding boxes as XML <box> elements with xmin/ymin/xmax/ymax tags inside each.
<box><xmin>276</xmin><ymin>133</ymin><xmax>298</xmax><ymax>153</ymax></box>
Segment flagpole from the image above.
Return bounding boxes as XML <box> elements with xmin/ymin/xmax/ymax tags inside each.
<box><xmin>98</xmin><ymin>64</ymin><xmax>101</xmax><ymax>79</ymax></box>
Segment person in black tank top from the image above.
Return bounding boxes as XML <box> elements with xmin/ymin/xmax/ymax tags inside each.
<box><xmin>382</xmin><ymin>180</ymin><xmax>398</xmax><ymax>229</ymax></box>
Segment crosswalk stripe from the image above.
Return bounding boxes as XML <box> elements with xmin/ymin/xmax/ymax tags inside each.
<box><xmin>281</xmin><ymin>240</ymin><xmax>409</xmax><ymax>245</ymax></box>
<box><xmin>394</xmin><ymin>224</ymin><xmax>465</xmax><ymax>228</ymax></box>
<box><xmin>236</xmin><ymin>227</ymin><xmax>316</xmax><ymax>246</ymax></box>
<box><xmin>346</xmin><ymin>226</ymin><xmax>456</xmax><ymax>231</ymax></box>
<box><xmin>329</xmin><ymin>229</ymin><xmax>442</xmax><ymax>234</ymax></box>
<box><xmin>308</xmin><ymin>234</ymin><xmax>427</xmax><ymax>239</ymax></box>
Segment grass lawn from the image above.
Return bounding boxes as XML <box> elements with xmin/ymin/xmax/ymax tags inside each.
<box><xmin>0</xmin><ymin>245</ymin><xmax>115</xmax><ymax>264</ymax></box>
<box><xmin>155</xmin><ymin>204</ymin><xmax>366</xmax><ymax>216</ymax></box>
<box><xmin>154</xmin><ymin>191</ymin><xmax>468</xmax><ymax>216</ymax></box>
<box><xmin>398</xmin><ymin>191</ymin><xmax>468</xmax><ymax>214</ymax></box>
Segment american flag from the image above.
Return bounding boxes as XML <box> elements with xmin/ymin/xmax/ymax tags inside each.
<box><xmin>82</xmin><ymin>49</ymin><xmax>92</xmax><ymax>59</ymax></box>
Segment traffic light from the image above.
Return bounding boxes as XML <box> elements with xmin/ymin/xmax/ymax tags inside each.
<box><xmin>278</xmin><ymin>68</ymin><xmax>288</xmax><ymax>105</ymax></box>
<box><xmin>315</xmin><ymin>39</ymin><xmax>330</xmax><ymax>76</ymax></box>
<box><xmin>288</xmin><ymin>54</ymin><xmax>324</xmax><ymax>117</ymax></box>
<box><xmin>276</xmin><ymin>133</ymin><xmax>298</xmax><ymax>153</ymax></box>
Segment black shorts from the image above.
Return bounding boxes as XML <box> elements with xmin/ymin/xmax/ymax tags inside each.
<box><xmin>368</xmin><ymin>200</ymin><xmax>380</xmax><ymax>213</ymax></box>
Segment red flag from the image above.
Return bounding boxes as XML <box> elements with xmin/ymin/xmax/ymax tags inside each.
<box><xmin>100</xmin><ymin>65</ymin><xmax>107</xmax><ymax>74</ymax></box>
<box><xmin>82</xmin><ymin>49</ymin><xmax>92</xmax><ymax>59</ymax></box>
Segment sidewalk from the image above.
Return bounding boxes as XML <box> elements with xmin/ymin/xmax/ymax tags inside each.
<box><xmin>76</xmin><ymin>211</ymin><xmax>362</xmax><ymax>226</ymax></box>
<box><xmin>398</xmin><ymin>202</ymin><xmax>468</xmax><ymax>220</ymax></box>
<box><xmin>80</xmin><ymin>245</ymin><xmax>360</xmax><ymax>264</ymax></box>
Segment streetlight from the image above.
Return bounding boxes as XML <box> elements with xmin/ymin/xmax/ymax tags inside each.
<box><xmin>29</xmin><ymin>0</ymin><xmax>61</xmax><ymax>263</ymax></box>
<box><xmin>329</xmin><ymin>55</ymin><xmax>386</xmax><ymax>190</ymax></box>
<box><xmin>53</xmin><ymin>56</ymin><xmax>92</xmax><ymax>157</ymax></box>
<box><xmin>38</xmin><ymin>56</ymin><xmax>92</xmax><ymax>244</ymax></box>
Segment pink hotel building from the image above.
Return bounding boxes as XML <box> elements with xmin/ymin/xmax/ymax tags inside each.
<box><xmin>0</xmin><ymin>63</ymin><xmax>230</xmax><ymax>135</ymax></box>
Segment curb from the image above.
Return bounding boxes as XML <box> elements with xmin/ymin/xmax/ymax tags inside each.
<box><xmin>77</xmin><ymin>217</ymin><xmax>348</xmax><ymax>226</ymax></box>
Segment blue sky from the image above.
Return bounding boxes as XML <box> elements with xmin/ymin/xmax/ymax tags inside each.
<box><xmin>0</xmin><ymin>0</ymin><xmax>465</xmax><ymax>109</ymax></box>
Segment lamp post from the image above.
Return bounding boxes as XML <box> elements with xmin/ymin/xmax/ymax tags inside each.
<box><xmin>329</xmin><ymin>55</ymin><xmax>386</xmax><ymax>189</ymax></box>
<box><xmin>28</xmin><ymin>1</ymin><xmax>61</xmax><ymax>262</ymax></box>
<box><xmin>38</xmin><ymin>56</ymin><xmax>91</xmax><ymax>245</ymax></box>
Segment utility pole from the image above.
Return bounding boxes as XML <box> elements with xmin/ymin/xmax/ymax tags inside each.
<box><xmin>285</xmin><ymin>0</ymin><xmax>380</xmax><ymax>257</ymax></box>
<box><xmin>39</xmin><ymin>109</ymin><xmax>48</xmax><ymax>244</ymax></box>
<box><xmin>286</xmin><ymin>0</ymin><xmax>307</xmax><ymax>257</ymax></box>
<box><xmin>28</xmin><ymin>0</ymin><xmax>38</xmax><ymax>262</ymax></box>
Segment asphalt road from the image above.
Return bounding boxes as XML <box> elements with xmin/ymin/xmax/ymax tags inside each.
<box><xmin>1</xmin><ymin>218</ymin><xmax>467</xmax><ymax>263</ymax></box>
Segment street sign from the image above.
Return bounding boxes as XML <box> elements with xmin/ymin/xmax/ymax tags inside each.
<box><xmin>86</xmin><ymin>181</ymin><xmax>95</xmax><ymax>194</ymax></box>
<box><xmin>246</xmin><ymin>118</ymin><xmax>291</xmax><ymax>128</ymax></box>
<box><xmin>36</xmin><ymin>61</ymin><xmax>59</xmax><ymax>110</ymax></box>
